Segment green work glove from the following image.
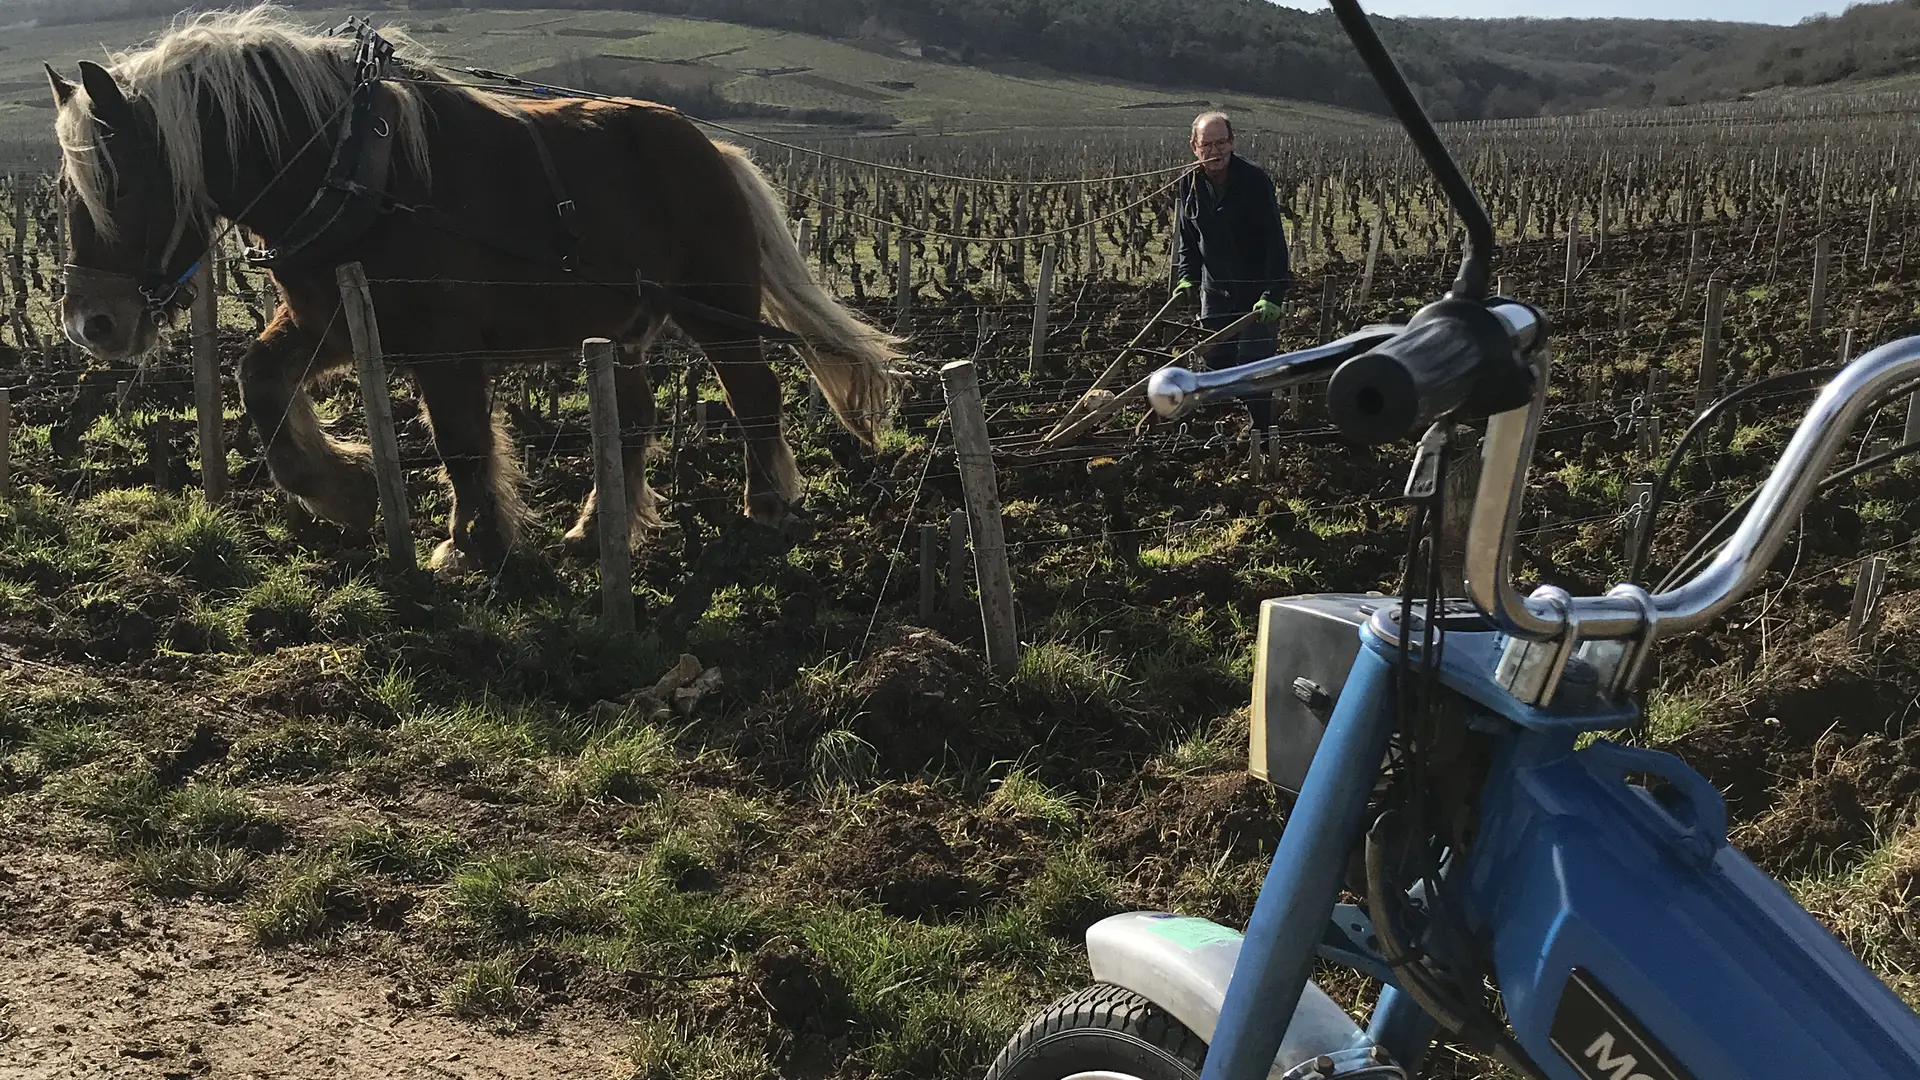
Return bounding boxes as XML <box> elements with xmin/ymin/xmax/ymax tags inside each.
<box><xmin>1173</xmin><ymin>278</ymin><xmax>1196</xmax><ymax>299</ymax></box>
<box><xmin>1253</xmin><ymin>298</ymin><xmax>1283</xmax><ymax>324</ymax></box>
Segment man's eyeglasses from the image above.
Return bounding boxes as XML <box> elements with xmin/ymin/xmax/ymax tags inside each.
<box><xmin>1195</xmin><ymin>138</ymin><xmax>1232</xmax><ymax>151</ymax></box>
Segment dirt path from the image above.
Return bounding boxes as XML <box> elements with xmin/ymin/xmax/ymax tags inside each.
<box><xmin>0</xmin><ymin>847</ymin><xmax>628</xmax><ymax>1080</ymax></box>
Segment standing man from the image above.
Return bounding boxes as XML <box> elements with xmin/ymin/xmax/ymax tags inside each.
<box><xmin>1173</xmin><ymin>111</ymin><xmax>1291</xmax><ymax>431</ymax></box>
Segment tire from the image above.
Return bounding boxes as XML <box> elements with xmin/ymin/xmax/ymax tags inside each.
<box><xmin>983</xmin><ymin>982</ymin><xmax>1207</xmax><ymax>1080</ymax></box>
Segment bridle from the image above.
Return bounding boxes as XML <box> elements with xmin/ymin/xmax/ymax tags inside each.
<box><xmin>57</xmin><ymin>16</ymin><xmax>386</xmax><ymax>330</ymax></box>
<box><xmin>57</xmin><ymin>115</ymin><xmax>212</xmax><ymax>329</ymax></box>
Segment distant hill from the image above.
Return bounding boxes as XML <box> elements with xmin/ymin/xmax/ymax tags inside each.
<box><xmin>0</xmin><ymin>0</ymin><xmax>1725</xmax><ymax>122</ymax></box>
<box><xmin>1405</xmin><ymin>15</ymin><xmax>1767</xmax><ymax>113</ymax></box>
<box><xmin>1622</xmin><ymin>0</ymin><xmax>1920</xmax><ymax>104</ymax></box>
<box><xmin>11</xmin><ymin>0</ymin><xmax>1920</xmax><ymax>125</ymax></box>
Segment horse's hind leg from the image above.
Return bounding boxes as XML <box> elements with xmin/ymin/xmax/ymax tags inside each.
<box><xmin>674</xmin><ymin>304</ymin><xmax>801</xmax><ymax>528</ymax></box>
<box><xmin>238</xmin><ymin>312</ymin><xmax>375</xmax><ymax>530</ymax></box>
<box><xmin>564</xmin><ymin>318</ymin><xmax>665</xmax><ymax>557</ymax></box>
<box><xmin>412</xmin><ymin>358</ymin><xmax>528</xmax><ymax>572</ymax></box>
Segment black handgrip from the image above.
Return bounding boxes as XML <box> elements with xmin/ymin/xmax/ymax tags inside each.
<box><xmin>1325</xmin><ymin>298</ymin><xmax>1532</xmax><ymax>445</ymax></box>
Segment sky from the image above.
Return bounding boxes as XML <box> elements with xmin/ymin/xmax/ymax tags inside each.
<box><xmin>1271</xmin><ymin>0</ymin><xmax>1844</xmax><ymax>22</ymax></box>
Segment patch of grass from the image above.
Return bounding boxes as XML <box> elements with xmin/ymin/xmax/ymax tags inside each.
<box><xmin>121</xmin><ymin>500</ymin><xmax>257</xmax><ymax>592</ymax></box>
<box><xmin>570</xmin><ymin>724</ymin><xmax>677</xmax><ymax>804</ymax></box>
<box><xmin>245</xmin><ymin>854</ymin><xmax>361</xmax><ymax>945</ymax></box>
<box><xmin>611</xmin><ymin>875</ymin><xmax>769</xmax><ymax>974</ymax></box>
<box><xmin>127</xmin><ymin>843</ymin><xmax>252</xmax><ymax>899</ymax></box>
<box><xmin>446</xmin><ymin>957</ymin><xmax>535</xmax><ymax>1028</ymax></box>
<box><xmin>1643</xmin><ymin>689</ymin><xmax>1710</xmax><ymax>744</ymax></box>
<box><xmin>229</xmin><ymin>719</ymin><xmax>381</xmax><ymax>780</ymax></box>
<box><xmin>1136</xmin><ymin>518</ymin><xmax>1255</xmax><ymax>568</ymax></box>
<box><xmin>0</xmin><ymin>579</ymin><xmax>41</xmax><ymax>616</ymax></box>
<box><xmin>1793</xmin><ymin>822</ymin><xmax>1920</xmax><ymax>1003</ymax></box>
<box><xmin>528</xmin><ymin>875</ymin><xmax>619</xmax><ymax>934</ymax></box>
<box><xmin>398</xmin><ymin>697</ymin><xmax>573</xmax><ymax>787</ymax></box>
<box><xmin>641</xmin><ymin>829</ymin><xmax>714</xmax><ymax>892</ymax></box>
<box><xmin>1015</xmin><ymin>641</ymin><xmax>1125</xmax><ymax>700</ymax></box>
<box><xmin>63</xmin><ymin>771</ymin><xmax>285</xmax><ymax>852</ymax></box>
<box><xmin>809</xmin><ymin>727</ymin><xmax>878</xmax><ymax>799</ymax></box>
<box><xmin>627</xmin><ymin>1014</ymin><xmax>776</xmax><ymax>1080</ymax></box>
<box><xmin>1156</xmin><ymin>714</ymin><xmax>1245</xmax><ymax>776</ymax></box>
<box><xmin>316</xmin><ymin>579</ymin><xmax>393</xmax><ymax>639</ymax></box>
<box><xmin>444</xmin><ymin>853</ymin><xmax>571</xmax><ymax>939</ymax></box>
<box><xmin>986</xmin><ymin>767</ymin><xmax>1080</xmax><ymax>828</ymax></box>
<box><xmin>336</xmin><ymin>821</ymin><xmax>468</xmax><ymax>882</ymax></box>
<box><xmin>1023</xmin><ymin>841</ymin><xmax>1123</xmax><ymax>940</ymax></box>
<box><xmin>174</xmin><ymin>596</ymin><xmax>245</xmax><ymax>653</ymax></box>
<box><xmin>1171</xmin><ymin>850</ymin><xmax>1266</xmax><ymax>923</ymax></box>
<box><xmin>23</xmin><ymin>718</ymin><xmax>111</xmax><ymax>771</ymax></box>
<box><xmin>80</xmin><ymin>487</ymin><xmax>175</xmax><ymax>537</ymax></box>
<box><xmin>797</xmin><ymin>906</ymin><xmax>1034</xmax><ymax>1078</ymax></box>
<box><xmin>236</xmin><ymin>562</ymin><xmax>318</xmax><ymax>641</ymax></box>
<box><xmin>370</xmin><ymin>666</ymin><xmax>420</xmax><ymax>718</ymax></box>
<box><xmin>163</xmin><ymin>783</ymin><xmax>283</xmax><ymax>849</ymax></box>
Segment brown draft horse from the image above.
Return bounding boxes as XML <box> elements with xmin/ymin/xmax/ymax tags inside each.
<box><xmin>44</xmin><ymin>6</ymin><xmax>899</xmax><ymax>572</ymax></box>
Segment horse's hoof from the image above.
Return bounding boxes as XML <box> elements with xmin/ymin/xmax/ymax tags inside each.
<box><xmin>560</xmin><ymin>525</ymin><xmax>596</xmax><ymax>560</ymax></box>
<box><xmin>429</xmin><ymin>539</ymin><xmax>478</xmax><ymax>576</ymax></box>
<box><xmin>746</xmin><ymin>493</ymin><xmax>813</xmax><ymax>540</ymax></box>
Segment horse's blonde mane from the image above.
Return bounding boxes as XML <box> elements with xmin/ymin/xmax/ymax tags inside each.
<box><xmin>54</xmin><ymin>4</ymin><xmax>508</xmax><ymax>256</ymax></box>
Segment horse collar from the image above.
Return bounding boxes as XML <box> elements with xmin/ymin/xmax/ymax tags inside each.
<box><xmin>242</xmin><ymin>76</ymin><xmax>403</xmax><ymax>272</ymax></box>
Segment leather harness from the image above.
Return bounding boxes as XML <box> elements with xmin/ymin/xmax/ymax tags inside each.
<box><xmin>69</xmin><ymin>19</ymin><xmax>803</xmax><ymax>345</ymax></box>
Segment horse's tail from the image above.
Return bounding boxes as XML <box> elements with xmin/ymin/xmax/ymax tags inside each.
<box><xmin>715</xmin><ymin>142</ymin><xmax>901</xmax><ymax>444</ymax></box>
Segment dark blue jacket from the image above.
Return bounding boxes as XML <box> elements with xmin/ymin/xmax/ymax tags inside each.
<box><xmin>1173</xmin><ymin>155</ymin><xmax>1292</xmax><ymax>314</ymax></box>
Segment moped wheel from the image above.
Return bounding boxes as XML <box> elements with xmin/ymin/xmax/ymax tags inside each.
<box><xmin>984</xmin><ymin>982</ymin><xmax>1205</xmax><ymax>1080</ymax></box>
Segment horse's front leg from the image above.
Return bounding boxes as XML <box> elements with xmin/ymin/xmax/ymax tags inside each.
<box><xmin>412</xmin><ymin>357</ymin><xmax>529</xmax><ymax>573</ymax></box>
<box><xmin>238</xmin><ymin>310</ymin><xmax>375</xmax><ymax>531</ymax></box>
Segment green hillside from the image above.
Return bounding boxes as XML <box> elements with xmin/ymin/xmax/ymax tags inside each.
<box><xmin>1628</xmin><ymin>0</ymin><xmax>1920</xmax><ymax>105</ymax></box>
<box><xmin>0</xmin><ymin>6</ymin><xmax>1385</xmax><ymax>168</ymax></box>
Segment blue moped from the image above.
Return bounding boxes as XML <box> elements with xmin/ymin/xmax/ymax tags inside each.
<box><xmin>982</xmin><ymin>4</ymin><xmax>1920</xmax><ymax>1079</ymax></box>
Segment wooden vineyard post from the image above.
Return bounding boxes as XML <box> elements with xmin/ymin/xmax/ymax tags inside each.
<box><xmin>1697</xmin><ymin>278</ymin><xmax>1727</xmax><ymax>411</ymax></box>
<box><xmin>582</xmin><ymin>337</ymin><xmax>634</xmax><ymax>633</ymax></box>
<box><xmin>1680</xmin><ymin>230</ymin><xmax>1699</xmax><ymax>313</ymax></box>
<box><xmin>1248</xmin><ymin>428</ymin><xmax>1265</xmax><ymax>480</ymax></box>
<box><xmin>1357</xmin><ymin>221</ymin><xmax>1381</xmax><ymax>311</ymax></box>
<box><xmin>1810</xmin><ymin>233</ymin><xmax>1831</xmax><ymax>333</ymax></box>
<box><xmin>940</xmin><ymin>360</ymin><xmax>1018</xmax><ymax>677</ymax></box>
<box><xmin>1029</xmin><ymin>242</ymin><xmax>1054</xmax><ymax>375</ymax></box>
<box><xmin>947</xmin><ymin>508</ymin><xmax>967</xmax><ymax>615</ymax></box>
<box><xmin>1849</xmin><ymin>555</ymin><xmax>1889</xmax><ymax>655</ymax></box>
<box><xmin>796</xmin><ymin>219</ymin><xmax>811</xmax><ymax>264</ymax></box>
<box><xmin>1864</xmin><ymin>191</ymin><xmax>1878</xmax><ymax>272</ymax></box>
<box><xmin>7</xmin><ymin>190</ymin><xmax>36</xmax><ymax>353</ymax></box>
<box><xmin>1563</xmin><ymin>215</ymin><xmax>1579</xmax><ymax>309</ymax></box>
<box><xmin>1903</xmin><ymin>384</ymin><xmax>1920</xmax><ymax>449</ymax></box>
<box><xmin>1624</xmin><ymin>481</ymin><xmax>1655</xmax><ymax>565</ymax></box>
<box><xmin>1318</xmin><ymin>276</ymin><xmax>1336</xmax><ymax>340</ymax></box>
<box><xmin>0</xmin><ymin>387</ymin><xmax>10</xmax><ymax>499</ymax></box>
<box><xmin>894</xmin><ymin>228</ymin><xmax>912</xmax><ymax>335</ymax></box>
<box><xmin>335</xmin><ymin>262</ymin><xmax>415</xmax><ymax>569</ymax></box>
<box><xmin>918</xmin><ymin>522</ymin><xmax>938</xmax><ymax>622</ymax></box>
<box><xmin>190</xmin><ymin>260</ymin><xmax>228</xmax><ymax>504</ymax></box>
<box><xmin>1768</xmin><ymin>197</ymin><xmax>1788</xmax><ymax>284</ymax></box>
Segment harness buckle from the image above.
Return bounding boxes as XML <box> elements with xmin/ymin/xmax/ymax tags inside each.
<box><xmin>555</xmin><ymin>199</ymin><xmax>581</xmax><ymax>239</ymax></box>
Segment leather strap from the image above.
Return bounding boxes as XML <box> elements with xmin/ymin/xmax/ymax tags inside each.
<box><xmin>511</xmin><ymin>108</ymin><xmax>583</xmax><ymax>269</ymax></box>
<box><xmin>244</xmin><ymin>78</ymin><xmax>402</xmax><ymax>270</ymax></box>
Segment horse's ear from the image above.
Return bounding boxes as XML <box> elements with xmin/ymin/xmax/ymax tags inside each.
<box><xmin>76</xmin><ymin>60</ymin><xmax>133</xmax><ymax>132</ymax></box>
<box><xmin>45</xmin><ymin>64</ymin><xmax>75</xmax><ymax>108</ymax></box>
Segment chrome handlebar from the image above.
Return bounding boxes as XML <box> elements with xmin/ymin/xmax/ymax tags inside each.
<box><xmin>1470</xmin><ymin>331</ymin><xmax>1920</xmax><ymax>700</ymax></box>
<box><xmin>1140</xmin><ymin>301</ymin><xmax>1920</xmax><ymax>706</ymax></box>
<box><xmin>1145</xmin><ymin>324</ymin><xmax>1406</xmax><ymax>420</ymax></box>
